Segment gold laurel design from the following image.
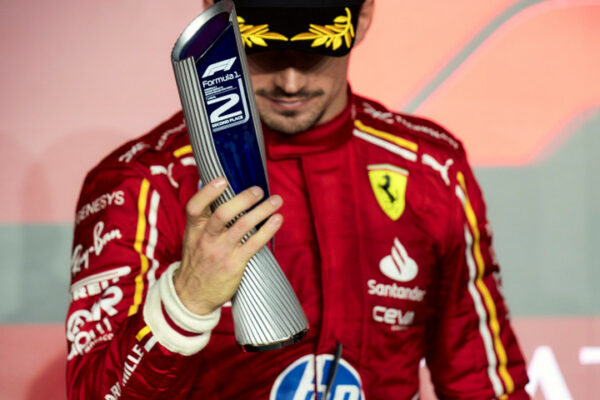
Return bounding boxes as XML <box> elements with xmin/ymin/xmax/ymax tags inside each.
<box><xmin>237</xmin><ymin>16</ymin><xmax>289</xmax><ymax>48</ymax></box>
<box><xmin>290</xmin><ymin>7</ymin><xmax>355</xmax><ymax>51</ymax></box>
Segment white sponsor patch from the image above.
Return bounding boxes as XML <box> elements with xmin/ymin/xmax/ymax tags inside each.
<box><xmin>105</xmin><ymin>381</ymin><xmax>121</xmax><ymax>400</ymax></box>
<box><xmin>362</xmin><ymin>102</ymin><xmax>460</xmax><ymax>149</ymax></box>
<box><xmin>180</xmin><ymin>156</ymin><xmax>196</xmax><ymax>167</ymax></box>
<box><xmin>104</xmin><ymin>343</ymin><xmax>146</xmax><ymax>399</ymax></box>
<box><xmin>155</xmin><ymin>122</ymin><xmax>185</xmax><ymax>151</ymax></box>
<box><xmin>121</xmin><ymin>344</ymin><xmax>144</xmax><ymax>386</ymax></box>
<box><xmin>150</xmin><ymin>162</ymin><xmax>178</xmax><ymax>188</ymax></box>
<box><xmin>422</xmin><ymin>153</ymin><xmax>454</xmax><ymax>186</ymax></box>
<box><xmin>379</xmin><ymin>238</ymin><xmax>419</xmax><ymax>282</ymax></box>
<box><xmin>70</xmin><ymin>266</ymin><xmax>131</xmax><ymax>302</ymax></box>
<box><xmin>71</xmin><ymin>221</ymin><xmax>122</xmax><ymax>276</ymax></box>
<box><xmin>362</xmin><ymin>102</ymin><xmax>395</xmax><ymax>124</ymax></box>
<box><xmin>119</xmin><ymin>142</ymin><xmax>149</xmax><ymax>163</ymax></box>
<box><xmin>67</xmin><ymin>285</ymin><xmax>123</xmax><ymax>359</ymax></box>
<box><xmin>372</xmin><ymin>305</ymin><xmax>415</xmax><ymax>330</ymax></box>
<box><xmin>367</xmin><ymin>279</ymin><xmax>426</xmax><ymax>302</ymax></box>
<box><xmin>76</xmin><ymin>190</ymin><xmax>125</xmax><ymax>225</ymax></box>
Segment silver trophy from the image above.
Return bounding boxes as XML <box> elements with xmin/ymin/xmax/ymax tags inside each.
<box><xmin>171</xmin><ymin>0</ymin><xmax>308</xmax><ymax>351</ymax></box>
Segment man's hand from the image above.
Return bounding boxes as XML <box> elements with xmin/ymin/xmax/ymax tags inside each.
<box><xmin>173</xmin><ymin>177</ymin><xmax>283</xmax><ymax>316</ymax></box>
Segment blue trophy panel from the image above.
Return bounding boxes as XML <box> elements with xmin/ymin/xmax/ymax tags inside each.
<box><xmin>191</xmin><ymin>19</ymin><xmax>269</xmax><ymax>198</ymax></box>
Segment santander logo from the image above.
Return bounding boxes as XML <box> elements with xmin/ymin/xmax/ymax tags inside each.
<box><xmin>379</xmin><ymin>238</ymin><xmax>418</xmax><ymax>282</ymax></box>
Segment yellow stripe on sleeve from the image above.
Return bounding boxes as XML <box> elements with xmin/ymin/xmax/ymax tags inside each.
<box><xmin>174</xmin><ymin>145</ymin><xmax>193</xmax><ymax>158</ymax></box>
<box><xmin>457</xmin><ymin>172</ymin><xmax>515</xmax><ymax>394</ymax></box>
<box><xmin>136</xmin><ymin>325</ymin><xmax>151</xmax><ymax>342</ymax></box>
<box><xmin>128</xmin><ymin>179</ymin><xmax>150</xmax><ymax>316</ymax></box>
<box><xmin>354</xmin><ymin>120</ymin><xmax>418</xmax><ymax>152</ymax></box>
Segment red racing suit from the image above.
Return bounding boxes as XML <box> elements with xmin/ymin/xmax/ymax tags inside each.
<box><xmin>66</xmin><ymin>92</ymin><xmax>529</xmax><ymax>399</ymax></box>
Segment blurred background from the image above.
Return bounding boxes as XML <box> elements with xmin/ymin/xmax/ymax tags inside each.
<box><xmin>1</xmin><ymin>0</ymin><xmax>598</xmax><ymax>398</ymax></box>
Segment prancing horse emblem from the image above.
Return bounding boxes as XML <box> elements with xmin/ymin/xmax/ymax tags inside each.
<box><xmin>379</xmin><ymin>175</ymin><xmax>397</xmax><ymax>204</ymax></box>
<box><xmin>367</xmin><ymin>164</ymin><xmax>408</xmax><ymax>221</ymax></box>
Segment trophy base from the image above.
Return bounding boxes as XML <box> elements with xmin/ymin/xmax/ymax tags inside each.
<box><xmin>240</xmin><ymin>328</ymin><xmax>309</xmax><ymax>353</ymax></box>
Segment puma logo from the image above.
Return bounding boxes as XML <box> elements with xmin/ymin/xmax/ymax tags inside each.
<box><xmin>422</xmin><ymin>154</ymin><xmax>454</xmax><ymax>186</ymax></box>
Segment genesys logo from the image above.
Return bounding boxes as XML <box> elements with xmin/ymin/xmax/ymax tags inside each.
<box><xmin>379</xmin><ymin>238</ymin><xmax>418</xmax><ymax>282</ymax></box>
<box><xmin>271</xmin><ymin>354</ymin><xmax>364</xmax><ymax>400</ymax></box>
<box><xmin>76</xmin><ymin>190</ymin><xmax>125</xmax><ymax>225</ymax></box>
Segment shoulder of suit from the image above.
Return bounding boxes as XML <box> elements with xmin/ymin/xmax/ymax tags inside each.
<box><xmin>92</xmin><ymin>111</ymin><xmax>193</xmax><ymax>172</ymax></box>
<box><xmin>352</xmin><ymin>94</ymin><xmax>465</xmax><ymax>157</ymax></box>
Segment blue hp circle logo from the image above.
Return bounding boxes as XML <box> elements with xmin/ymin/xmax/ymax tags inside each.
<box><xmin>270</xmin><ymin>354</ymin><xmax>364</xmax><ymax>400</ymax></box>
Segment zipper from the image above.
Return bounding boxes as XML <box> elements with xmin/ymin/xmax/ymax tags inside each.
<box><xmin>323</xmin><ymin>342</ymin><xmax>343</xmax><ymax>400</ymax></box>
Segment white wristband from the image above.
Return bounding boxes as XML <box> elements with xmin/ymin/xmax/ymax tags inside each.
<box><xmin>161</xmin><ymin>262</ymin><xmax>221</xmax><ymax>333</ymax></box>
<box><xmin>143</xmin><ymin>262</ymin><xmax>221</xmax><ymax>355</ymax></box>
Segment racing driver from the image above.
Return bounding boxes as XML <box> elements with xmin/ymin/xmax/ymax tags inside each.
<box><xmin>66</xmin><ymin>0</ymin><xmax>530</xmax><ymax>398</ymax></box>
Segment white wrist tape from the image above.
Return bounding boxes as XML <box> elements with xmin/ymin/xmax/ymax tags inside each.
<box><xmin>144</xmin><ymin>262</ymin><xmax>221</xmax><ymax>355</ymax></box>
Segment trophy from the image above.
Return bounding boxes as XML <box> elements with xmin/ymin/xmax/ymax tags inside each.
<box><xmin>171</xmin><ymin>0</ymin><xmax>309</xmax><ymax>351</ymax></box>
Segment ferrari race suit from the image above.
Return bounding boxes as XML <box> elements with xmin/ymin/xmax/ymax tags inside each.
<box><xmin>66</xmin><ymin>92</ymin><xmax>529</xmax><ymax>399</ymax></box>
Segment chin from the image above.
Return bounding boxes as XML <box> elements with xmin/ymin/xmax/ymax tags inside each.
<box><xmin>260</xmin><ymin>109</ymin><xmax>326</xmax><ymax>135</ymax></box>
<box><xmin>263</xmin><ymin>117</ymin><xmax>313</xmax><ymax>135</ymax></box>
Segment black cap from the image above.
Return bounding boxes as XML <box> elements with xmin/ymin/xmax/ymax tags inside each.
<box><xmin>217</xmin><ymin>0</ymin><xmax>366</xmax><ymax>56</ymax></box>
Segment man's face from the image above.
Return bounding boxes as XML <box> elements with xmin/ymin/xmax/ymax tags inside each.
<box><xmin>247</xmin><ymin>50</ymin><xmax>350</xmax><ymax>135</ymax></box>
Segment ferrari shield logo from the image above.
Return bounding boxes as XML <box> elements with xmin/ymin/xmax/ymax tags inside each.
<box><xmin>367</xmin><ymin>164</ymin><xmax>408</xmax><ymax>221</ymax></box>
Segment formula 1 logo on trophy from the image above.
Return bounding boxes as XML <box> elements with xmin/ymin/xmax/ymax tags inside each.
<box><xmin>171</xmin><ymin>0</ymin><xmax>309</xmax><ymax>351</ymax></box>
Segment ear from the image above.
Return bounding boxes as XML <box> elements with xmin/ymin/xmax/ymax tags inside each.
<box><xmin>203</xmin><ymin>0</ymin><xmax>215</xmax><ymax>9</ymax></box>
<box><xmin>354</xmin><ymin>0</ymin><xmax>374</xmax><ymax>46</ymax></box>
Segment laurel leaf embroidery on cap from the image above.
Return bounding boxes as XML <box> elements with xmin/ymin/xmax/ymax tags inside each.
<box><xmin>290</xmin><ymin>7</ymin><xmax>355</xmax><ymax>50</ymax></box>
<box><xmin>237</xmin><ymin>16</ymin><xmax>289</xmax><ymax>48</ymax></box>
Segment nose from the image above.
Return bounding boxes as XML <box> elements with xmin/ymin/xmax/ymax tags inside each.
<box><xmin>275</xmin><ymin>67</ymin><xmax>307</xmax><ymax>95</ymax></box>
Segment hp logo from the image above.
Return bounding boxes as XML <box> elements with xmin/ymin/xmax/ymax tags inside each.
<box><xmin>271</xmin><ymin>354</ymin><xmax>364</xmax><ymax>400</ymax></box>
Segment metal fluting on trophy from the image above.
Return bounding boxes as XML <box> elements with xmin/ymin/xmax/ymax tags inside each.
<box><xmin>232</xmin><ymin>247</ymin><xmax>310</xmax><ymax>349</ymax></box>
<box><xmin>171</xmin><ymin>0</ymin><xmax>308</xmax><ymax>351</ymax></box>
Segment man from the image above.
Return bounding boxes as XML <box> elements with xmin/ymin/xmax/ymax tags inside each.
<box><xmin>66</xmin><ymin>0</ymin><xmax>530</xmax><ymax>398</ymax></box>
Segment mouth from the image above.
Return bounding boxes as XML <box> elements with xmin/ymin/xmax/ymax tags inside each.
<box><xmin>256</xmin><ymin>89</ymin><xmax>324</xmax><ymax>114</ymax></box>
<box><xmin>266</xmin><ymin>97</ymin><xmax>315</xmax><ymax>112</ymax></box>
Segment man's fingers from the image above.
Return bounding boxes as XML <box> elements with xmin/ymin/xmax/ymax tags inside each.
<box><xmin>204</xmin><ymin>186</ymin><xmax>265</xmax><ymax>236</ymax></box>
<box><xmin>186</xmin><ymin>178</ymin><xmax>227</xmax><ymax>226</ymax></box>
<box><xmin>237</xmin><ymin>213</ymin><xmax>283</xmax><ymax>262</ymax></box>
<box><xmin>227</xmin><ymin>194</ymin><xmax>283</xmax><ymax>244</ymax></box>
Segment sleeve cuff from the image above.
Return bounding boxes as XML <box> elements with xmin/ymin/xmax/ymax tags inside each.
<box><xmin>144</xmin><ymin>262</ymin><xmax>221</xmax><ymax>355</ymax></box>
